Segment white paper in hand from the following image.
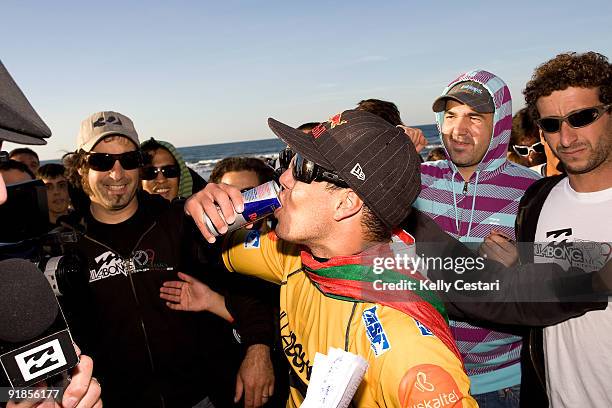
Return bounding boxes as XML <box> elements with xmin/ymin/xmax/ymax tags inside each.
<box><xmin>300</xmin><ymin>347</ymin><xmax>368</xmax><ymax>408</ymax></box>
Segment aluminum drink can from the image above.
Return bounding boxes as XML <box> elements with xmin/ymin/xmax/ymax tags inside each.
<box><xmin>204</xmin><ymin>181</ymin><xmax>281</xmax><ymax>236</ymax></box>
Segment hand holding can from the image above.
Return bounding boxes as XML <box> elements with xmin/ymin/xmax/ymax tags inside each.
<box><xmin>185</xmin><ymin>181</ymin><xmax>281</xmax><ymax>242</ymax></box>
<box><xmin>204</xmin><ymin>181</ymin><xmax>281</xmax><ymax>237</ymax></box>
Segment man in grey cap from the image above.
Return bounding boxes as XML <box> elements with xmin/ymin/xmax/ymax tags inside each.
<box><xmin>61</xmin><ymin>110</ymin><xmax>276</xmax><ymax>408</ymax></box>
<box><xmin>412</xmin><ymin>70</ymin><xmax>541</xmax><ymax>406</ymax></box>
<box><xmin>0</xmin><ymin>60</ymin><xmax>102</xmax><ymax>408</ymax></box>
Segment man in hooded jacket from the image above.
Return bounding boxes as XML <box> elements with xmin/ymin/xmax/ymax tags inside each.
<box><xmin>413</xmin><ymin>70</ymin><xmax>541</xmax><ymax>406</ymax></box>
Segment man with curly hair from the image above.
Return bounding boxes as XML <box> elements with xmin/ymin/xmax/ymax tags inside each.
<box><xmin>518</xmin><ymin>51</ymin><xmax>612</xmax><ymax>407</ymax></box>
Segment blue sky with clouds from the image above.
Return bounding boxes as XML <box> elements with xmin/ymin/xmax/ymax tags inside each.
<box><xmin>2</xmin><ymin>0</ymin><xmax>611</xmax><ymax>159</ymax></box>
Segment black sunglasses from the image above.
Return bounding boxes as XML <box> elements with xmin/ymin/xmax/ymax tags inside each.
<box><xmin>278</xmin><ymin>147</ymin><xmax>295</xmax><ymax>171</ymax></box>
<box><xmin>141</xmin><ymin>165</ymin><xmax>180</xmax><ymax>180</ymax></box>
<box><xmin>512</xmin><ymin>141</ymin><xmax>545</xmax><ymax>157</ymax></box>
<box><xmin>86</xmin><ymin>151</ymin><xmax>142</xmax><ymax>172</ymax></box>
<box><xmin>536</xmin><ymin>104</ymin><xmax>611</xmax><ymax>133</ymax></box>
<box><xmin>291</xmin><ymin>153</ymin><xmax>349</xmax><ymax>187</ymax></box>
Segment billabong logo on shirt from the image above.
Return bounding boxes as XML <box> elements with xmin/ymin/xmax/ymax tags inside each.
<box><xmin>90</xmin><ymin>251</ymin><xmax>125</xmax><ymax>282</ymax></box>
<box><xmin>362</xmin><ymin>306</ymin><xmax>390</xmax><ymax>356</ymax></box>
<box><xmin>535</xmin><ymin>228</ymin><xmax>611</xmax><ymax>271</ymax></box>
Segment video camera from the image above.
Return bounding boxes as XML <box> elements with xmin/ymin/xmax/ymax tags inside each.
<box><xmin>0</xmin><ymin>178</ymin><xmax>87</xmax><ymax>296</ymax></box>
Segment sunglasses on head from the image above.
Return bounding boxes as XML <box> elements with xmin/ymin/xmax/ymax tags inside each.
<box><xmin>141</xmin><ymin>165</ymin><xmax>180</xmax><ymax>180</ymax></box>
<box><xmin>536</xmin><ymin>104</ymin><xmax>611</xmax><ymax>133</ymax></box>
<box><xmin>87</xmin><ymin>151</ymin><xmax>142</xmax><ymax>172</ymax></box>
<box><xmin>512</xmin><ymin>141</ymin><xmax>545</xmax><ymax>157</ymax></box>
<box><xmin>290</xmin><ymin>153</ymin><xmax>349</xmax><ymax>187</ymax></box>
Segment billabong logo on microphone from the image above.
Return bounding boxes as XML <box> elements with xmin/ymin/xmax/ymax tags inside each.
<box><xmin>15</xmin><ymin>339</ymin><xmax>67</xmax><ymax>381</ymax></box>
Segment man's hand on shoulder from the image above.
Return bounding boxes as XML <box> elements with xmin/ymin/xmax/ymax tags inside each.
<box><xmin>478</xmin><ymin>230</ymin><xmax>518</xmax><ymax>267</ymax></box>
<box><xmin>397</xmin><ymin>125</ymin><xmax>427</xmax><ymax>154</ymax></box>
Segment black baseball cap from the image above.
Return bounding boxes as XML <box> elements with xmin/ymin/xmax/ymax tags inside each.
<box><xmin>0</xmin><ymin>60</ymin><xmax>51</xmax><ymax>145</ymax></box>
<box><xmin>432</xmin><ymin>81</ymin><xmax>494</xmax><ymax>114</ymax></box>
<box><xmin>268</xmin><ymin>109</ymin><xmax>421</xmax><ymax>228</ymax></box>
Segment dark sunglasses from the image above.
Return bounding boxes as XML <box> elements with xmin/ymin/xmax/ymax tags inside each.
<box><xmin>141</xmin><ymin>165</ymin><xmax>180</xmax><ymax>180</ymax></box>
<box><xmin>278</xmin><ymin>147</ymin><xmax>295</xmax><ymax>171</ymax></box>
<box><xmin>87</xmin><ymin>151</ymin><xmax>142</xmax><ymax>171</ymax></box>
<box><xmin>536</xmin><ymin>104</ymin><xmax>611</xmax><ymax>133</ymax></box>
<box><xmin>291</xmin><ymin>153</ymin><xmax>349</xmax><ymax>187</ymax></box>
<box><xmin>512</xmin><ymin>141</ymin><xmax>545</xmax><ymax>157</ymax></box>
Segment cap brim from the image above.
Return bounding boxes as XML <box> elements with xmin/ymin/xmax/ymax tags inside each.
<box><xmin>267</xmin><ymin>118</ymin><xmax>334</xmax><ymax>169</ymax></box>
<box><xmin>0</xmin><ymin>128</ymin><xmax>47</xmax><ymax>145</ymax></box>
<box><xmin>432</xmin><ymin>93</ymin><xmax>494</xmax><ymax>114</ymax></box>
<box><xmin>432</xmin><ymin>95</ymin><xmax>465</xmax><ymax>113</ymax></box>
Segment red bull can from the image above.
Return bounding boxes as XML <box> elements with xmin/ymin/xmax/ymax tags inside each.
<box><xmin>204</xmin><ymin>181</ymin><xmax>281</xmax><ymax>236</ymax></box>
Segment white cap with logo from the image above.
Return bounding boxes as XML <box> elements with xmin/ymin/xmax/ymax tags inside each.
<box><xmin>77</xmin><ymin>111</ymin><xmax>139</xmax><ymax>152</ymax></box>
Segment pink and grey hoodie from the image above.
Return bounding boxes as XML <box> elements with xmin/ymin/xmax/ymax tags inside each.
<box><xmin>414</xmin><ymin>70</ymin><xmax>540</xmax><ymax>395</ymax></box>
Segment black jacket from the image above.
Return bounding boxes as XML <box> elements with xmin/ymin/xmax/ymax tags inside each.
<box><xmin>62</xmin><ymin>192</ymin><xmax>274</xmax><ymax>408</ymax></box>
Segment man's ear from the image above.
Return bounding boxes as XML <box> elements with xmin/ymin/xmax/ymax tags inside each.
<box><xmin>333</xmin><ymin>189</ymin><xmax>363</xmax><ymax>222</ymax></box>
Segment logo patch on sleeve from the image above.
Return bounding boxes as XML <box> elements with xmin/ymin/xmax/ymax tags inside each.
<box><xmin>398</xmin><ymin>364</ymin><xmax>464</xmax><ymax>408</ymax></box>
<box><xmin>362</xmin><ymin>306</ymin><xmax>390</xmax><ymax>356</ymax></box>
<box><xmin>414</xmin><ymin>319</ymin><xmax>435</xmax><ymax>337</ymax></box>
<box><xmin>244</xmin><ymin>230</ymin><xmax>261</xmax><ymax>249</ymax></box>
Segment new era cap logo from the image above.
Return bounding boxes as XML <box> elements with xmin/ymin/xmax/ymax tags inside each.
<box><xmin>350</xmin><ymin>163</ymin><xmax>366</xmax><ymax>181</ymax></box>
<box><xmin>93</xmin><ymin>115</ymin><xmax>122</xmax><ymax>128</ymax></box>
<box><xmin>15</xmin><ymin>339</ymin><xmax>67</xmax><ymax>382</ymax></box>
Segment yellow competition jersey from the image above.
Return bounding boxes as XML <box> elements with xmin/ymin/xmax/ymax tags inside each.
<box><xmin>223</xmin><ymin>229</ymin><xmax>477</xmax><ymax>408</ymax></box>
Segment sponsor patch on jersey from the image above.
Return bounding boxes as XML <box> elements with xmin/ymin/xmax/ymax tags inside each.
<box><xmin>398</xmin><ymin>364</ymin><xmax>463</xmax><ymax>407</ymax></box>
<box><xmin>362</xmin><ymin>306</ymin><xmax>390</xmax><ymax>357</ymax></box>
<box><xmin>244</xmin><ymin>230</ymin><xmax>261</xmax><ymax>249</ymax></box>
<box><xmin>414</xmin><ymin>319</ymin><xmax>435</xmax><ymax>337</ymax></box>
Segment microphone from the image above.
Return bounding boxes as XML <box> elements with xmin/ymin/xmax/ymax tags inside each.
<box><xmin>0</xmin><ymin>258</ymin><xmax>79</xmax><ymax>389</ymax></box>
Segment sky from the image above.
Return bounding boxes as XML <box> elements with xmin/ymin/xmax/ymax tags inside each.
<box><xmin>2</xmin><ymin>0</ymin><xmax>611</xmax><ymax>160</ymax></box>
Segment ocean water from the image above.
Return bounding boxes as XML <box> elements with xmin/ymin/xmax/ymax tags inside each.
<box><xmin>179</xmin><ymin>124</ymin><xmax>440</xmax><ymax>180</ymax></box>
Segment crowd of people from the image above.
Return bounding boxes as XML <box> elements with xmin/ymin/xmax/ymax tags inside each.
<box><xmin>0</xmin><ymin>50</ymin><xmax>610</xmax><ymax>408</ymax></box>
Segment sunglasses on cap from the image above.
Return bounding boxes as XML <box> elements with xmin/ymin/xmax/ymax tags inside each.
<box><xmin>512</xmin><ymin>141</ymin><xmax>545</xmax><ymax>157</ymax></box>
<box><xmin>86</xmin><ymin>151</ymin><xmax>142</xmax><ymax>172</ymax></box>
<box><xmin>536</xmin><ymin>104</ymin><xmax>611</xmax><ymax>133</ymax></box>
<box><xmin>290</xmin><ymin>152</ymin><xmax>349</xmax><ymax>187</ymax></box>
<box><xmin>141</xmin><ymin>165</ymin><xmax>180</xmax><ymax>180</ymax></box>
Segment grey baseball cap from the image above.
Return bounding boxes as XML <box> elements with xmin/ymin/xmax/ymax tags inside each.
<box><xmin>77</xmin><ymin>111</ymin><xmax>140</xmax><ymax>152</ymax></box>
<box><xmin>432</xmin><ymin>81</ymin><xmax>495</xmax><ymax>113</ymax></box>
